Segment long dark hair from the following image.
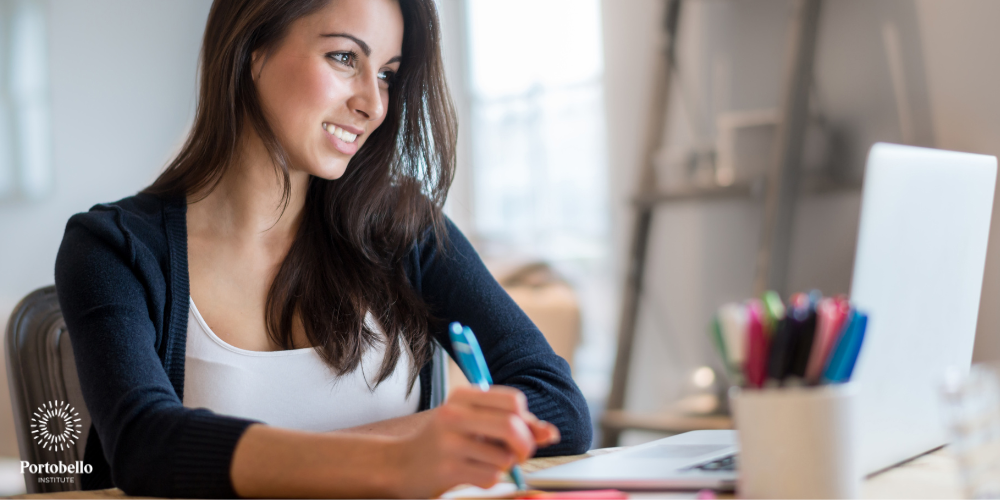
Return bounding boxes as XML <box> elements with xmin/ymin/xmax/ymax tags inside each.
<box><xmin>144</xmin><ymin>0</ymin><xmax>456</xmax><ymax>391</ymax></box>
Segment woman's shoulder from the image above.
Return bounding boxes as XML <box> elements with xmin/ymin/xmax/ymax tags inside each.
<box><xmin>406</xmin><ymin>214</ymin><xmax>483</xmax><ymax>281</ymax></box>
<box><xmin>410</xmin><ymin>215</ymin><xmax>463</xmax><ymax>258</ymax></box>
<box><xmin>69</xmin><ymin>191</ymin><xmax>175</xmax><ymax>223</ymax></box>
<box><xmin>59</xmin><ymin>192</ymin><xmax>184</xmax><ymax>264</ymax></box>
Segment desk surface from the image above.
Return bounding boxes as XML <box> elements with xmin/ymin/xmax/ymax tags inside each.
<box><xmin>8</xmin><ymin>447</ymin><xmax>963</xmax><ymax>499</ymax></box>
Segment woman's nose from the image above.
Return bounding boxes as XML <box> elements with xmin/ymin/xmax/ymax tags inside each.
<box><xmin>349</xmin><ymin>71</ymin><xmax>384</xmax><ymax>121</ymax></box>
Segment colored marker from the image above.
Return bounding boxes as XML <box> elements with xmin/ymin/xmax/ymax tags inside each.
<box><xmin>450</xmin><ymin>322</ymin><xmax>528</xmax><ymax>490</ymax></box>
<box><xmin>823</xmin><ymin>311</ymin><xmax>868</xmax><ymax>383</ymax></box>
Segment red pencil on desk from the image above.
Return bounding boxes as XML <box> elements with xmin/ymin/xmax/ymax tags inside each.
<box><xmin>515</xmin><ymin>489</ymin><xmax>628</xmax><ymax>499</ymax></box>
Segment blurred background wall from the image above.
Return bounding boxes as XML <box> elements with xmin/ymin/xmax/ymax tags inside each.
<box><xmin>602</xmin><ymin>0</ymin><xmax>1000</xmax><ymax>444</ymax></box>
<box><xmin>2</xmin><ymin>0</ymin><xmax>1000</xmax><ymax>470</ymax></box>
<box><xmin>0</xmin><ymin>0</ymin><xmax>211</xmax><ymax>459</ymax></box>
<box><xmin>916</xmin><ymin>0</ymin><xmax>1000</xmax><ymax>364</ymax></box>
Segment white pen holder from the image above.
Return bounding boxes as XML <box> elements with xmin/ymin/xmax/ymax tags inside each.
<box><xmin>730</xmin><ymin>384</ymin><xmax>862</xmax><ymax>499</ymax></box>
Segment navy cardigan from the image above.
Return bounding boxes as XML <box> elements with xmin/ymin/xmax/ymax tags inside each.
<box><xmin>54</xmin><ymin>193</ymin><xmax>591</xmax><ymax>498</ymax></box>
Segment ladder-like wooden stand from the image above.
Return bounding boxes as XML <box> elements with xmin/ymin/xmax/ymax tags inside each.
<box><xmin>600</xmin><ymin>0</ymin><xmax>831</xmax><ymax>447</ymax></box>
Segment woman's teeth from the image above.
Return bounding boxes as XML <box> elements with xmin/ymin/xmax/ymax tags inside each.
<box><xmin>323</xmin><ymin>123</ymin><xmax>358</xmax><ymax>143</ymax></box>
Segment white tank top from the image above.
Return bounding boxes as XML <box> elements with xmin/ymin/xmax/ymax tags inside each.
<box><xmin>182</xmin><ymin>297</ymin><xmax>420</xmax><ymax>432</ymax></box>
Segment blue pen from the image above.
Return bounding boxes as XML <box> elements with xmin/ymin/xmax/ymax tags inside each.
<box><xmin>449</xmin><ymin>322</ymin><xmax>528</xmax><ymax>491</ymax></box>
<box><xmin>823</xmin><ymin>311</ymin><xmax>868</xmax><ymax>383</ymax></box>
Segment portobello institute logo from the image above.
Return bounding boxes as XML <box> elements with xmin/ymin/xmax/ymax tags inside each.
<box><xmin>30</xmin><ymin>401</ymin><xmax>83</xmax><ymax>452</ymax></box>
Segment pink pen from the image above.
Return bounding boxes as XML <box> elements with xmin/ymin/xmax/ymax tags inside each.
<box><xmin>804</xmin><ymin>297</ymin><xmax>851</xmax><ymax>384</ymax></box>
<box><xmin>744</xmin><ymin>301</ymin><xmax>769</xmax><ymax>388</ymax></box>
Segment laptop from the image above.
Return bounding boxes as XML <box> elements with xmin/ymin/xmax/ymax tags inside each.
<box><xmin>527</xmin><ymin>143</ymin><xmax>997</xmax><ymax>490</ymax></box>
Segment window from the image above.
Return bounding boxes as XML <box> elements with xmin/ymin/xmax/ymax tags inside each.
<box><xmin>0</xmin><ymin>0</ymin><xmax>51</xmax><ymax>200</ymax></box>
<box><xmin>464</xmin><ymin>0</ymin><xmax>613</xmax><ymax>401</ymax></box>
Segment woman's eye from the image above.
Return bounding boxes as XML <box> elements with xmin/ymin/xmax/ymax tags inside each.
<box><xmin>378</xmin><ymin>70</ymin><xmax>396</xmax><ymax>87</ymax></box>
<box><xmin>328</xmin><ymin>52</ymin><xmax>356</xmax><ymax>67</ymax></box>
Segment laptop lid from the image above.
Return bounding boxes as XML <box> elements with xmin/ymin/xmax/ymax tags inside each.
<box><xmin>850</xmin><ymin>143</ymin><xmax>996</xmax><ymax>474</ymax></box>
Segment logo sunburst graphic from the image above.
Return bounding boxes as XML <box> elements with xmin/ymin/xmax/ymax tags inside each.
<box><xmin>30</xmin><ymin>401</ymin><xmax>83</xmax><ymax>452</ymax></box>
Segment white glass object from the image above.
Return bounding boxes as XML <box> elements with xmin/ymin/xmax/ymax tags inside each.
<box><xmin>942</xmin><ymin>364</ymin><xmax>1000</xmax><ymax>499</ymax></box>
<box><xmin>732</xmin><ymin>385</ymin><xmax>862</xmax><ymax>499</ymax></box>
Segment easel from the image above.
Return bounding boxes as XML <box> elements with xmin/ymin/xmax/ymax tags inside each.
<box><xmin>601</xmin><ymin>0</ymin><xmax>827</xmax><ymax>447</ymax></box>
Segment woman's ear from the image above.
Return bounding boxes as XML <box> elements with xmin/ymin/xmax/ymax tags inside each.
<box><xmin>250</xmin><ymin>49</ymin><xmax>265</xmax><ymax>82</ymax></box>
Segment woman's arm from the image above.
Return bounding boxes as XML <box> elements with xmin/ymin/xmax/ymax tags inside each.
<box><xmin>232</xmin><ymin>386</ymin><xmax>554</xmax><ymax>498</ymax></box>
<box><xmin>231</xmin><ymin>425</ymin><xmax>399</xmax><ymax>497</ymax></box>
<box><xmin>410</xmin><ymin>218</ymin><xmax>593</xmax><ymax>456</ymax></box>
<box><xmin>333</xmin><ymin>408</ymin><xmax>434</xmax><ymax>437</ymax></box>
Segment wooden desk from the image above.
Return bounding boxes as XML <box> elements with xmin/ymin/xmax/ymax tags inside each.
<box><xmin>8</xmin><ymin>447</ymin><xmax>963</xmax><ymax>499</ymax></box>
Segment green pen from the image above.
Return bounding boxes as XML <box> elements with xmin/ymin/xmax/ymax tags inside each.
<box><xmin>762</xmin><ymin>290</ymin><xmax>786</xmax><ymax>336</ymax></box>
<box><xmin>709</xmin><ymin>316</ymin><xmax>736</xmax><ymax>384</ymax></box>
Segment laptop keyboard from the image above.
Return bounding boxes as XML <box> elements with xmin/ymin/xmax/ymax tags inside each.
<box><xmin>691</xmin><ymin>453</ymin><xmax>737</xmax><ymax>472</ymax></box>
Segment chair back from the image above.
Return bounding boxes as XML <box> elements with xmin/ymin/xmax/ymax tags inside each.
<box><xmin>429</xmin><ymin>343</ymin><xmax>449</xmax><ymax>409</ymax></box>
<box><xmin>5</xmin><ymin>286</ymin><xmax>89</xmax><ymax>493</ymax></box>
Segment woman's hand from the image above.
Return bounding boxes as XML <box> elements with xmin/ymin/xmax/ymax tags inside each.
<box><xmin>388</xmin><ymin>386</ymin><xmax>561</xmax><ymax>498</ymax></box>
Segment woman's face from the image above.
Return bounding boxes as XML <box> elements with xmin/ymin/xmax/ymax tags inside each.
<box><xmin>252</xmin><ymin>0</ymin><xmax>404</xmax><ymax>180</ymax></box>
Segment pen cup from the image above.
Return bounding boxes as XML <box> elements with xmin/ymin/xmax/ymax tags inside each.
<box><xmin>730</xmin><ymin>384</ymin><xmax>862</xmax><ymax>499</ymax></box>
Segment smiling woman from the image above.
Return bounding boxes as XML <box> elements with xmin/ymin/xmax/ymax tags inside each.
<box><xmin>149</xmin><ymin>0</ymin><xmax>444</xmax><ymax>387</ymax></box>
<box><xmin>52</xmin><ymin>0</ymin><xmax>591</xmax><ymax>498</ymax></box>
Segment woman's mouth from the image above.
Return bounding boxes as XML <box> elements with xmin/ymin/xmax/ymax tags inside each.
<box><xmin>323</xmin><ymin>122</ymin><xmax>361</xmax><ymax>155</ymax></box>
